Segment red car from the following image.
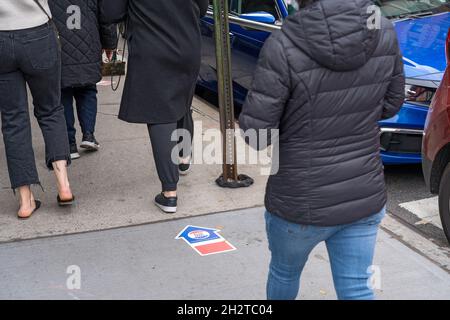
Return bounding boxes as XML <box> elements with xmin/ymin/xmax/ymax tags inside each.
<box><xmin>422</xmin><ymin>29</ymin><xmax>450</xmax><ymax>243</ymax></box>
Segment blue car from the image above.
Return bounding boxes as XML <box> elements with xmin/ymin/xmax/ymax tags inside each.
<box><xmin>198</xmin><ymin>0</ymin><xmax>450</xmax><ymax>165</ymax></box>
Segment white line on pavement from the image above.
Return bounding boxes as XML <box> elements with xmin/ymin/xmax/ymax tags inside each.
<box><xmin>399</xmin><ymin>196</ymin><xmax>443</xmax><ymax>229</ymax></box>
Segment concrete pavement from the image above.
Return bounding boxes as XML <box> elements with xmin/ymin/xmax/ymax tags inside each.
<box><xmin>0</xmin><ymin>82</ymin><xmax>269</xmax><ymax>243</ymax></box>
<box><xmin>0</xmin><ymin>207</ymin><xmax>449</xmax><ymax>300</ymax></box>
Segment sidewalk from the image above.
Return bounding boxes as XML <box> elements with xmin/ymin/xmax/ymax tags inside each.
<box><xmin>0</xmin><ymin>207</ymin><xmax>449</xmax><ymax>300</ymax></box>
<box><xmin>0</xmin><ymin>82</ymin><xmax>268</xmax><ymax>243</ymax></box>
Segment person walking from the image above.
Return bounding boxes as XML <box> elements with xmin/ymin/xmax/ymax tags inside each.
<box><xmin>48</xmin><ymin>0</ymin><xmax>117</xmax><ymax>160</ymax></box>
<box><xmin>239</xmin><ymin>0</ymin><xmax>405</xmax><ymax>300</ymax></box>
<box><xmin>100</xmin><ymin>0</ymin><xmax>208</xmax><ymax>214</ymax></box>
<box><xmin>0</xmin><ymin>0</ymin><xmax>75</xmax><ymax>218</ymax></box>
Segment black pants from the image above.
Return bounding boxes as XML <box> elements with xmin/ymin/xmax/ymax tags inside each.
<box><xmin>148</xmin><ymin>109</ymin><xmax>194</xmax><ymax>192</ymax></box>
<box><xmin>0</xmin><ymin>24</ymin><xmax>70</xmax><ymax>189</ymax></box>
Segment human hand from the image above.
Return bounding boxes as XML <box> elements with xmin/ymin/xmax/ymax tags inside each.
<box><xmin>103</xmin><ymin>49</ymin><xmax>115</xmax><ymax>61</ymax></box>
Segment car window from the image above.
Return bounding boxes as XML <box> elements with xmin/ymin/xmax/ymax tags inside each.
<box><xmin>241</xmin><ymin>0</ymin><xmax>279</xmax><ymax>18</ymax></box>
<box><xmin>374</xmin><ymin>0</ymin><xmax>450</xmax><ymax>18</ymax></box>
<box><xmin>405</xmin><ymin>85</ymin><xmax>436</xmax><ymax>106</ymax></box>
<box><xmin>209</xmin><ymin>0</ymin><xmax>280</xmax><ymax>20</ymax></box>
<box><xmin>284</xmin><ymin>0</ymin><xmax>450</xmax><ymax>18</ymax></box>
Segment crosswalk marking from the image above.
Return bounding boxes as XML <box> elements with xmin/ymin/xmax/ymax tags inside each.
<box><xmin>399</xmin><ymin>197</ymin><xmax>443</xmax><ymax>229</ymax></box>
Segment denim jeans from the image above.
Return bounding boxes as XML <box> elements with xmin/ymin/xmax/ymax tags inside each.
<box><xmin>0</xmin><ymin>23</ymin><xmax>70</xmax><ymax>189</ymax></box>
<box><xmin>61</xmin><ymin>85</ymin><xmax>98</xmax><ymax>145</ymax></box>
<box><xmin>265</xmin><ymin>207</ymin><xmax>386</xmax><ymax>300</ymax></box>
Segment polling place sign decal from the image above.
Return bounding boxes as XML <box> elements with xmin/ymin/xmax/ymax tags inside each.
<box><xmin>175</xmin><ymin>225</ymin><xmax>237</xmax><ymax>256</ymax></box>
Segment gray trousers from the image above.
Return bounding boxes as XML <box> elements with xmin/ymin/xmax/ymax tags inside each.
<box><xmin>147</xmin><ymin>109</ymin><xmax>194</xmax><ymax>192</ymax></box>
<box><xmin>0</xmin><ymin>24</ymin><xmax>70</xmax><ymax>189</ymax></box>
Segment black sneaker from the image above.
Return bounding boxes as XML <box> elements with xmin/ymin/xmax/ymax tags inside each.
<box><xmin>154</xmin><ymin>193</ymin><xmax>177</xmax><ymax>214</ymax></box>
<box><xmin>80</xmin><ymin>133</ymin><xmax>100</xmax><ymax>151</ymax></box>
<box><xmin>179</xmin><ymin>160</ymin><xmax>191</xmax><ymax>176</ymax></box>
<box><xmin>70</xmin><ymin>143</ymin><xmax>80</xmax><ymax>160</ymax></box>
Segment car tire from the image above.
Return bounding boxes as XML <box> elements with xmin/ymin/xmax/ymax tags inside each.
<box><xmin>438</xmin><ymin>163</ymin><xmax>450</xmax><ymax>244</ymax></box>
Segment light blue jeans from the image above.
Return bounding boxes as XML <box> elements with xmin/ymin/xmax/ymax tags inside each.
<box><xmin>265</xmin><ymin>207</ymin><xmax>386</xmax><ymax>300</ymax></box>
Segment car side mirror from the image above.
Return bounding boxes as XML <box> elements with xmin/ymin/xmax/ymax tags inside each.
<box><xmin>239</xmin><ymin>12</ymin><xmax>276</xmax><ymax>25</ymax></box>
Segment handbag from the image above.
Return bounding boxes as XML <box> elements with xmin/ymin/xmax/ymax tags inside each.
<box><xmin>101</xmin><ymin>22</ymin><xmax>128</xmax><ymax>91</ymax></box>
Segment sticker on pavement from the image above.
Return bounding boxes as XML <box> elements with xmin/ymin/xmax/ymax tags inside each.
<box><xmin>175</xmin><ymin>225</ymin><xmax>237</xmax><ymax>256</ymax></box>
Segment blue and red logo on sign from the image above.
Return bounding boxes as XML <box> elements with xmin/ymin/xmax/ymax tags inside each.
<box><xmin>175</xmin><ymin>225</ymin><xmax>237</xmax><ymax>256</ymax></box>
<box><xmin>176</xmin><ymin>226</ymin><xmax>221</xmax><ymax>244</ymax></box>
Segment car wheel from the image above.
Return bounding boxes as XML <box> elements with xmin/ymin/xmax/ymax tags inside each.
<box><xmin>438</xmin><ymin>163</ymin><xmax>450</xmax><ymax>244</ymax></box>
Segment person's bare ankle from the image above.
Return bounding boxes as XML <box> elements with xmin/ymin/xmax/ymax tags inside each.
<box><xmin>18</xmin><ymin>193</ymin><xmax>36</xmax><ymax>218</ymax></box>
<box><xmin>179</xmin><ymin>157</ymin><xmax>191</xmax><ymax>165</ymax></box>
<box><xmin>58</xmin><ymin>187</ymin><xmax>73</xmax><ymax>201</ymax></box>
<box><xmin>163</xmin><ymin>191</ymin><xmax>177</xmax><ymax>198</ymax></box>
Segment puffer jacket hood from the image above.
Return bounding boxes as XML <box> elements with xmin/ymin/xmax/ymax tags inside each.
<box><xmin>282</xmin><ymin>0</ymin><xmax>380</xmax><ymax>71</ymax></box>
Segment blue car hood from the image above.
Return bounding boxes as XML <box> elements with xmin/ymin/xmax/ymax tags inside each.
<box><xmin>394</xmin><ymin>12</ymin><xmax>450</xmax><ymax>86</ymax></box>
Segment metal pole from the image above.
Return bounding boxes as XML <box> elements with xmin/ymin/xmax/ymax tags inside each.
<box><xmin>212</xmin><ymin>0</ymin><xmax>253</xmax><ymax>188</ymax></box>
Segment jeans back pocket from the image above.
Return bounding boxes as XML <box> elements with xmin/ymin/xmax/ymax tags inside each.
<box><xmin>23</xmin><ymin>29</ymin><xmax>58</xmax><ymax>70</ymax></box>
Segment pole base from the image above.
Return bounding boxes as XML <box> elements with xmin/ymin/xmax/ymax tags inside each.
<box><xmin>216</xmin><ymin>174</ymin><xmax>254</xmax><ymax>189</ymax></box>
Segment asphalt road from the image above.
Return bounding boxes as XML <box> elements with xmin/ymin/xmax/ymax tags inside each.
<box><xmin>384</xmin><ymin>164</ymin><xmax>449</xmax><ymax>247</ymax></box>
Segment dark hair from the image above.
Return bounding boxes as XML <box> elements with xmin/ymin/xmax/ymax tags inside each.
<box><xmin>296</xmin><ymin>0</ymin><xmax>318</xmax><ymax>8</ymax></box>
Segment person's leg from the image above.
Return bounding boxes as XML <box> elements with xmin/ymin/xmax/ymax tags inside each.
<box><xmin>325</xmin><ymin>208</ymin><xmax>386</xmax><ymax>300</ymax></box>
<box><xmin>19</xmin><ymin>25</ymin><xmax>73</xmax><ymax>201</ymax></box>
<box><xmin>177</xmin><ymin>108</ymin><xmax>194</xmax><ymax>175</ymax></box>
<box><xmin>74</xmin><ymin>85</ymin><xmax>99</xmax><ymax>150</ymax></box>
<box><xmin>148</xmin><ymin>122</ymin><xmax>179</xmax><ymax>213</ymax></box>
<box><xmin>177</xmin><ymin>108</ymin><xmax>194</xmax><ymax>160</ymax></box>
<box><xmin>0</xmin><ymin>70</ymin><xmax>40</xmax><ymax>217</ymax></box>
<box><xmin>61</xmin><ymin>87</ymin><xmax>80</xmax><ymax>160</ymax></box>
<box><xmin>265</xmin><ymin>211</ymin><xmax>335</xmax><ymax>300</ymax></box>
<box><xmin>17</xmin><ymin>186</ymin><xmax>37</xmax><ymax>218</ymax></box>
<box><xmin>148</xmin><ymin>122</ymin><xmax>179</xmax><ymax>193</ymax></box>
<box><xmin>74</xmin><ymin>85</ymin><xmax>98</xmax><ymax>135</ymax></box>
<box><xmin>61</xmin><ymin>87</ymin><xmax>76</xmax><ymax>145</ymax></box>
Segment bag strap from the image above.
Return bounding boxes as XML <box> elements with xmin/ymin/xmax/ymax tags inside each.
<box><xmin>32</xmin><ymin>0</ymin><xmax>61</xmax><ymax>42</ymax></box>
<box><xmin>33</xmin><ymin>0</ymin><xmax>52</xmax><ymax>22</ymax></box>
<box><xmin>111</xmin><ymin>20</ymin><xmax>128</xmax><ymax>92</ymax></box>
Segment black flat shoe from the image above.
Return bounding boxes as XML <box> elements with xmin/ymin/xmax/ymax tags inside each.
<box><xmin>57</xmin><ymin>195</ymin><xmax>75</xmax><ymax>206</ymax></box>
<box><xmin>154</xmin><ymin>193</ymin><xmax>177</xmax><ymax>214</ymax></box>
<box><xmin>18</xmin><ymin>200</ymin><xmax>41</xmax><ymax>220</ymax></box>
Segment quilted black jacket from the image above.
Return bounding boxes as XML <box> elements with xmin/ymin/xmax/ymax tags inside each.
<box><xmin>49</xmin><ymin>0</ymin><xmax>117</xmax><ymax>88</ymax></box>
<box><xmin>239</xmin><ymin>0</ymin><xmax>405</xmax><ymax>226</ymax></box>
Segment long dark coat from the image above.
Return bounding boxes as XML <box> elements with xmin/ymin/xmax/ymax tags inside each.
<box><xmin>49</xmin><ymin>0</ymin><xmax>117</xmax><ymax>88</ymax></box>
<box><xmin>239</xmin><ymin>0</ymin><xmax>405</xmax><ymax>226</ymax></box>
<box><xmin>100</xmin><ymin>0</ymin><xmax>208</xmax><ymax>124</ymax></box>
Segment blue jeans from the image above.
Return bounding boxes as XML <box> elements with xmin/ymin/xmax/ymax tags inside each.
<box><xmin>265</xmin><ymin>208</ymin><xmax>386</xmax><ymax>300</ymax></box>
<box><xmin>61</xmin><ymin>84</ymin><xmax>98</xmax><ymax>144</ymax></box>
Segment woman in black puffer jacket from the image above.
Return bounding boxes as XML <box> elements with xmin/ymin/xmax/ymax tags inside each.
<box><xmin>239</xmin><ymin>0</ymin><xmax>405</xmax><ymax>300</ymax></box>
